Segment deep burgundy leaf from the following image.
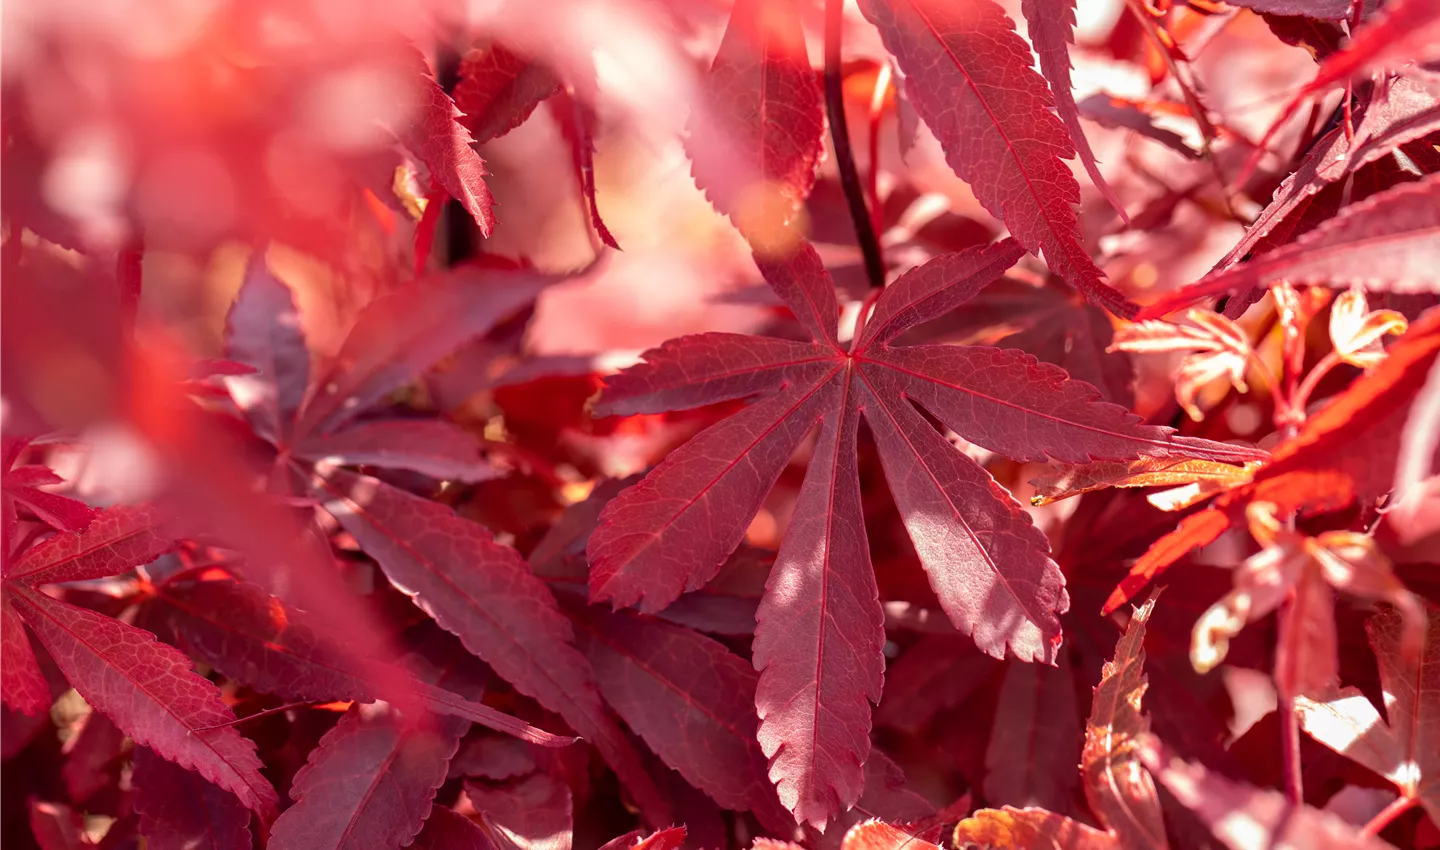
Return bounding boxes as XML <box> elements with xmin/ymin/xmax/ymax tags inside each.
<box><xmin>858</xmin><ymin>0</ymin><xmax>1138</xmax><ymax>317</ymax></box>
<box><xmin>685</xmin><ymin>0</ymin><xmax>824</xmax><ymax>239</ymax></box>
<box><xmin>6</xmin><ymin>586</ymin><xmax>277</xmax><ymax>818</ymax></box>
<box><xmin>399</xmin><ymin>74</ymin><xmax>497</xmax><ymax>237</ymax></box>
<box><xmin>411</xmin><ymin>806</ymin><xmax>499</xmax><ymax>850</ymax></box>
<box><xmin>570</xmin><ymin>604</ymin><xmax>789</xmax><ymax>822</ymax></box>
<box><xmin>1143</xmin><ymin>173</ymin><xmax>1440</xmax><ymax>316</ymax></box>
<box><xmin>592</xmin><ymin>335</ymin><xmax>834</xmax><ymax>417</ymax></box>
<box><xmin>984</xmin><ymin>654</ymin><xmax>1079</xmax><ymax>810</ymax></box>
<box><xmin>223</xmin><ymin>250</ymin><xmax>310</xmax><ymax>443</ymax></box>
<box><xmin>1140</xmin><ymin>738</ymin><xmax>1398</xmax><ymax>849</ymax></box>
<box><xmin>298</xmin><ymin>265</ymin><xmax>555</xmax><ymax>436</ymax></box>
<box><xmin>158</xmin><ymin>578</ymin><xmax>573</xmax><ymax>746</ymax></box>
<box><xmin>309</xmin><ymin>467</ymin><xmax>672</xmax><ymax>825</ymax></box>
<box><xmin>449</xmin><ymin>733</ymin><xmax>538</xmax><ymax>781</ymax></box>
<box><xmin>268</xmin><ymin>703</ymin><xmax>466</xmax><ymax>850</ymax></box>
<box><xmin>7</xmin><ymin>505</ymin><xmax>173</xmax><ymax>586</ymax></box>
<box><xmin>454</xmin><ymin>42</ymin><xmax>562</xmax><ymax>144</ymax></box>
<box><xmin>1019</xmin><ymin>0</ymin><xmax>1128</xmax><ymax>221</ymax></box>
<box><xmin>753</xmin><ymin>391</ymin><xmax>884</xmax><ymax>831</ymax></box>
<box><xmin>1286</xmin><ymin>0</ymin><xmax>1440</xmax><ymax>109</ymax></box>
<box><xmin>1367</xmin><ymin>602</ymin><xmax>1440</xmax><ymax>821</ymax></box>
<box><xmin>857</xmin><ymin>240</ymin><xmax>1027</xmax><ymax>348</ymax></box>
<box><xmin>295</xmin><ymin>419</ymin><xmax>497</xmax><ymax>482</ymax></box>
<box><xmin>133</xmin><ymin>746</ymin><xmax>252</xmax><ymax>850</ymax></box>
<box><xmin>859</xmin><ymin>371</ymin><xmax>1068</xmax><ymax>661</ymax></box>
<box><xmin>873</xmin><ymin>635</ymin><xmax>998</xmax><ymax>733</ymax></box>
<box><xmin>465</xmin><ymin>772</ymin><xmax>573</xmax><ymax>850</ymax></box>
<box><xmin>62</xmin><ymin>711</ymin><xmax>125</xmax><ymax>804</ymax></box>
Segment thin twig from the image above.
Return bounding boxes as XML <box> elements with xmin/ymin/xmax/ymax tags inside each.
<box><xmin>1362</xmin><ymin>795</ymin><xmax>1417</xmax><ymax>837</ymax></box>
<box><xmin>1280</xmin><ymin>683</ymin><xmax>1304</xmax><ymax>806</ymax></box>
<box><xmin>824</xmin><ymin>0</ymin><xmax>886</xmax><ymax>289</ymax></box>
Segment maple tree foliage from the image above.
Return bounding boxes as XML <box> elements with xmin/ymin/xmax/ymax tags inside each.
<box><xmin>4</xmin><ymin>0</ymin><xmax>1440</xmax><ymax>846</ymax></box>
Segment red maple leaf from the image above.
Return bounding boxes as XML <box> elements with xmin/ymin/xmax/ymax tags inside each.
<box><xmin>858</xmin><ymin>0</ymin><xmax>1138</xmax><ymax>317</ymax></box>
<box><xmin>0</xmin><ymin>505</ymin><xmax>278</xmax><ymax>819</ymax></box>
<box><xmin>586</xmin><ymin>238</ymin><xmax>1261</xmax><ymax>826</ymax></box>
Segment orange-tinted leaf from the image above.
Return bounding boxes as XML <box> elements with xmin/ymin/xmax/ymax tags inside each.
<box><xmin>953</xmin><ymin>807</ymin><xmax>1120</xmax><ymax>849</ymax></box>
<box><xmin>841</xmin><ymin>819</ymin><xmax>940</xmax><ymax>850</ymax></box>
<box><xmin>1083</xmin><ymin>597</ymin><xmax>1167</xmax><ymax>849</ymax></box>
<box><xmin>1031</xmin><ymin>458</ymin><xmax>1257</xmax><ymax>507</ymax></box>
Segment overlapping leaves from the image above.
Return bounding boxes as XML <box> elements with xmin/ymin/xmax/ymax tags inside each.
<box><xmin>587</xmin><ymin>239</ymin><xmax>1261</xmax><ymax>827</ymax></box>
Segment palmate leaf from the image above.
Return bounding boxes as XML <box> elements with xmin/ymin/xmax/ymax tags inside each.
<box><xmin>586</xmin><ymin>239</ymin><xmax>1262</xmax><ymax>827</ymax></box>
<box><xmin>857</xmin><ymin>0</ymin><xmax>1137</xmax><ymax>318</ymax></box>
<box><xmin>0</xmin><ymin>504</ymin><xmax>279</xmax><ymax>817</ymax></box>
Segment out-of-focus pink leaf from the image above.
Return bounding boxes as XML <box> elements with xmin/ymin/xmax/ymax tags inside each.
<box><xmin>1367</xmin><ymin>602</ymin><xmax>1440</xmax><ymax>821</ymax></box>
<box><xmin>858</xmin><ymin>0</ymin><xmax>1138</xmax><ymax>317</ymax></box>
<box><xmin>1019</xmin><ymin>0</ymin><xmax>1128</xmax><ymax>221</ymax></box>
<box><xmin>685</xmin><ymin>0</ymin><xmax>824</xmax><ymax>242</ymax></box>
<box><xmin>553</xmin><ymin>91</ymin><xmax>620</xmax><ymax>250</ymax></box>
<box><xmin>299</xmin><ymin>265</ymin><xmax>556</xmax><ymax>436</ymax></box>
<box><xmin>267</xmin><ymin>703</ymin><xmax>467</xmax><ymax>850</ymax></box>
<box><xmin>1142</xmin><ymin>173</ymin><xmax>1440</xmax><ymax>317</ymax></box>
<box><xmin>6</xmin><ymin>587</ymin><xmax>277</xmax><ymax>818</ymax></box>
<box><xmin>1076</xmin><ymin>94</ymin><xmax>1202</xmax><ymax>160</ymax></box>
<box><xmin>454</xmin><ymin>42</ymin><xmax>562</xmax><ymax>144</ymax></box>
<box><xmin>28</xmin><ymin>800</ymin><xmax>88</xmax><ymax>850</ymax></box>
<box><xmin>295</xmin><ymin>419</ymin><xmax>497</xmax><ymax>482</ymax></box>
<box><xmin>1140</xmin><ymin>737</ymin><xmax>1398</xmax><ymax>849</ymax></box>
<box><xmin>309</xmin><ymin>467</ymin><xmax>672</xmax><ymax>825</ymax></box>
<box><xmin>133</xmin><ymin>746</ymin><xmax>252</xmax><ymax>850</ymax></box>
<box><xmin>984</xmin><ymin>654</ymin><xmax>1079</xmax><ymax>811</ymax></box>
